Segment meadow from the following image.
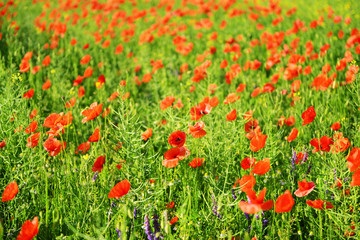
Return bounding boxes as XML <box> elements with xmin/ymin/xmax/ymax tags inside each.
<box><xmin>1</xmin><ymin>0</ymin><xmax>360</xmax><ymax>239</ymax></box>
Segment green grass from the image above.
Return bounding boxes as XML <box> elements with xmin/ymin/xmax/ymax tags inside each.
<box><xmin>1</xmin><ymin>0</ymin><xmax>360</xmax><ymax>239</ymax></box>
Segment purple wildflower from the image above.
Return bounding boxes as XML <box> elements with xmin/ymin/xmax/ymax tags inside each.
<box><xmin>92</xmin><ymin>172</ymin><xmax>99</xmax><ymax>182</ymax></box>
<box><xmin>116</xmin><ymin>229</ymin><xmax>121</xmax><ymax>240</ymax></box>
<box><xmin>144</xmin><ymin>215</ymin><xmax>154</xmax><ymax>240</ymax></box>
<box><xmin>232</xmin><ymin>188</ymin><xmax>237</xmax><ymax>200</ymax></box>
<box><xmin>291</xmin><ymin>149</ymin><xmax>296</xmax><ymax>170</ymax></box>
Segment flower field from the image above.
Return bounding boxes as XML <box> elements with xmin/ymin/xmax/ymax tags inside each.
<box><xmin>1</xmin><ymin>0</ymin><xmax>360</xmax><ymax>239</ymax></box>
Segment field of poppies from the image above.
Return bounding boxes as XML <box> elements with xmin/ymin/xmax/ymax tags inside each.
<box><xmin>1</xmin><ymin>0</ymin><xmax>360</xmax><ymax>239</ymax></box>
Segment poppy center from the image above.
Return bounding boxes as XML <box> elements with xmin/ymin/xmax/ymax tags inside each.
<box><xmin>175</xmin><ymin>138</ymin><xmax>182</xmax><ymax>142</ymax></box>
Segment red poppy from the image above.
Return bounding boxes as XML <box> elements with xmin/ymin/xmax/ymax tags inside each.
<box><xmin>83</xmin><ymin>66</ymin><xmax>93</xmax><ymax>78</ymax></box>
<box><xmin>108</xmin><ymin>179</ymin><xmax>131</xmax><ymax>199</ymax></box>
<box><xmin>168</xmin><ymin>131</ymin><xmax>186</xmax><ymax>147</ymax></box>
<box><xmin>20</xmin><ymin>61</ymin><xmax>30</xmax><ymax>73</ymax></box>
<box><xmin>170</xmin><ymin>216</ymin><xmax>178</xmax><ymax>225</ymax></box>
<box><xmin>252</xmin><ymin>158</ymin><xmax>270</xmax><ymax>175</ymax></box>
<box><xmin>78</xmin><ymin>86</ymin><xmax>85</xmax><ymax>98</ymax></box>
<box><xmin>188</xmin><ymin>121</ymin><xmax>207</xmax><ymax>138</ymax></box>
<box><xmin>350</xmin><ymin>168</ymin><xmax>360</xmax><ymax>187</ymax></box>
<box><xmin>29</xmin><ymin>109</ymin><xmax>37</xmax><ymax>119</ymax></box>
<box><xmin>25</xmin><ymin>121</ymin><xmax>38</xmax><ymax>134</ymax></box>
<box><xmin>188</xmin><ymin>157</ymin><xmax>204</xmax><ymax>168</ymax></box>
<box><xmin>241</xmin><ymin>157</ymin><xmax>256</xmax><ymax>170</ymax></box>
<box><xmin>302</xmin><ymin>106</ymin><xmax>316</xmax><ymax>125</ymax></box>
<box><xmin>65</xmin><ymin>97</ymin><xmax>76</xmax><ymax>108</ymax></box>
<box><xmin>115</xmin><ymin>43</ymin><xmax>123</xmax><ymax>55</ymax></box>
<box><xmin>92</xmin><ymin>155</ymin><xmax>105</xmax><ymax>172</ymax></box>
<box><xmin>346</xmin><ymin>148</ymin><xmax>360</xmax><ymax>172</ymax></box>
<box><xmin>163</xmin><ymin>146</ymin><xmax>190</xmax><ymax>168</ymax></box>
<box><xmin>250</xmin><ymin>132</ymin><xmax>267</xmax><ymax>152</ymax></box>
<box><xmin>166</xmin><ymin>201</ymin><xmax>175</xmax><ymax>209</ymax></box>
<box><xmin>42</xmin><ymin>80</ymin><xmax>51</xmax><ymax>90</ymax></box>
<box><xmin>75</xmin><ymin>142</ymin><xmax>91</xmax><ymax>154</ymax></box>
<box><xmin>17</xmin><ymin>216</ymin><xmax>39</xmax><ymax>240</ymax></box>
<box><xmin>23</xmin><ymin>89</ymin><xmax>34</xmax><ymax>99</ymax></box>
<box><xmin>42</xmin><ymin>55</ymin><xmax>51</xmax><ymax>66</ymax></box>
<box><xmin>330</xmin><ymin>122</ymin><xmax>341</xmax><ymax>131</ymax></box>
<box><xmin>236</xmin><ymin>83</ymin><xmax>246</xmax><ymax>93</ymax></box>
<box><xmin>306</xmin><ymin>199</ymin><xmax>334</xmax><ymax>210</ymax></box>
<box><xmin>223</xmin><ymin>93</ymin><xmax>240</xmax><ymax>104</ymax></box>
<box><xmin>238</xmin><ymin>174</ymin><xmax>256</xmax><ymax>191</ymax></box>
<box><xmin>80</xmin><ymin>54</ymin><xmax>91</xmax><ymax>65</ymax></box>
<box><xmin>0</xmin><ymin>140</ymin><xmax>5</xmax><ymax>148</ymax></box>
<box><xmin>81</xmin><ymin>102</ymin><xmax>103</xmax><ymax>123</ymax></box>
<box><xmin>2</xmin><ymin>181</ymin><xmax>18</xmax><ymax>202</ymax></box>
<box><xmin>160</xmin><ymin>96</ymin><xmax>176</xmax><ymax>110</ymax></box>
<box><xmin>245</xmin><ymin>119</ymin><xmax>259</xmax><ymax>132</ymax></box>
<box><xmin>275</xmin><ymin>190</ymin><xmax>295</xmax><ymax>213</ymax></box>
<box><xmin>141</xmin><ymin>128</ymin><xmax>153</xmax><ymax>141</ymax></box>
<box><xmin>286</xmin><ymin>116</ymin><xmax>295</xmax><ymax>126</ymax></box>
<box><xmin>286</xmin><ymin>128</ymin><xmax>298</xmax><ymax>142</ymax></box>
<box><xmin>295</xmin><ymin>179</ymin><xmax>316</xmax><ymax>197</ymax></box>
<box><xmin>27</xmin><ymin>132</ymin><xmax>41</xmax><ymax>148</ymax></box>
<box><xmin>251</xmin><ymin>87</ymin><xmax>261</xmax><ymax>98</ymax></box>
<box><xmin>239</xmin><ymin>188</ymin><xmax>273</xmax><ymax>214</ymax></box>
<box><xmin>190</xmin><ymin>101</ymin><xmax>212</xmax><ymax>121</ymax></box>
<box><xmin>43</xmin><ymin>138</ymin><xmax>66</xmax><ymax>156</ymax></box>
<box><xmin>89</xmin><ymin>128</ymin><xmax>100</xmax><ymax>142</ymax></box>
<box><xmin>226</xmin><ymin>109</ymin><xmax>237</xmax><ymax>121</ymax></box>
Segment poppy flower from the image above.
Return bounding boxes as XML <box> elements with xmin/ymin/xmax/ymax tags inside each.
<box><xmin>226</xmin><ymin>109</ymin><xmax>237</xmax><ymax>121</ymax></box>
<box><xmin>160</xmin><ymin>96</ymin><xmax>176</xmax><ymax>110</ymax></box>
<box><xmin>42</xmin><ymin>55</ymin><xmax>51</xmax><ymax>66</ymax></box>
<box><xmin>275</xmin><ymin>190</ymin><xmax>295</xmax><ymax>213</ymax></box>
<box><xmin>168</xmin><ymin>131</ymin><xmax>186</xmax><ymax>147</ymax></box>
<box><xmin>306</xmin><ymin>199</ymin><xmax>334</xmax><ymax>210</ymax></box>
<box><xmin>170</xmin><ymin>216</ymin><xmax>178</xmax><ymax>225</ymax></box>
<box><xmin>65</xmin><ymin>97</ymin><xmax>76</xmax><ymax>108</ymax></box>
<box><xmin>223</xmin><ymin>93</ymin><xmax>240</xmax><ymax>104</ymax></box>
<box><xmin>245</xmin><ymin>119</ymin><xmax>259</xmax><ymax>132</ymax></box>
<box><xmin>80</xmin><ymin>54</ymin><xmax>91</xmax><ymax>65</ymax></box>
<box><xmin>26</xmin><ymin>132</ymin><xmax>41</xmax><ymax>148</ymax></box>
<box><xmin>241</xmin><ymin>157</ymin><xmax>256</xmax><ymax>170</ymax></box>
<box><xmin>78</xmin><ymin>86</ymin><xmax>85</xmax><ymax>98</ymax></box>
<box><xmin>23</xmin><ymin>89</ymin><xmax>34</xmax><ymax>99</ymax></box>
<box><xmin>236</xmin><ymin>83</ymin><xmax>246</xmax><ymax>93</ymax></box>
<box><xmin>350</xmin><ymin>168</ymin><xmax>360</xmax><ymax>187</ymax></box>
<box><xmin>81</xmin><ymin>102</ymin><xmax>103</xmax><ymax>123</ymax></box>
<box><xmin>108</xmin><ymin>179</ymin><xmax>131</xmax><ymax>199</ymax></box>
<box><xmin>173</xmin><ymin>98</ymin><xmax>184</xmax><ymax>109</ymax></box>
<box><xmin>188</xmin><ymin>157</ymin><xmax>204</xmax><ymax>168</ymax></box>
<box><xmin>43</xmin><ymin>138</ymin><xmax>66</xmax><ymax>156</ymax></box>
<box><xmin>2</xmin><ymin>181</ymin><xmax>18</xmax><ymax>202</ymax></box>
<box><xmin>92</xmin><ymin>155</ymin><xmax>105</xmax><ymax>172</ymax></box>
<box><xmin>239</xmin><ymin>188</ymin><xmax>274</xmax><ymax>214</ymax></box>
<box><xmin>238</xmin><ymin>174</ymin><xmax>256</xmax><ymax>191</ymax></box>
<box><xmin>29</xmin><ymin>109</ymin><xmax>37</xmax><ymax>119</ymax></box>
<box><xmin>141</xmin><ymin>128</ymin><xmax>153</xmax><ymax>141</ymax></box>
<box><xmin>330</xmin><ymin>122</ymin><xmax>341</xmax><ymax>131</ymax></box>
<box><xmin>294</xmin><ymin>179</ymin><xmax>316</xmax><ymax>197</ymax></box>
<box><xmin>166</xmin><ymin>201</ymin><xmax>175</xmax><ymax>209</ymax></box>
<box><xmin>19</xmin><ymin>61</ymin><xmax>30</xmax><ymax>73</ymax></box>
<box><xmin>42</xmin><ymin>80</ymin><xmax>51</xmax><ymax>90</ymax></box>
<box><xmin>252</xmin><ymin>158</ymin><xmax>270</xmax><ymax>175</ymax></box>
<box><xmin>190</xmin><ymin>101</ymin><xmax>212</xmax><ymax>121</ymax></box>
<box><xmin>25</xmin><ymin>121</ymin><xmax>38</xmax><ymax>134</ymax></box>
<box><xmin>302</xmin><ymin>106</ymin><xmax>316</xmax><ymax>125</ymax></box>
<box><xmin>0</xmin><ymin>140</ymin><xmax>5</xmax><ymax>148</ymax></box>
<box><xmin>83</xmin><ymin>66</ymin><xmax>93</xmax><ymax>78</ymax></box>
<box><xmin>250</xmin><ymin>132</ymin><xmax>267</xmax><ymax>152</ymax></box>
<box><xmin>115</xmin><ymin>43</ymin><xmax>123</xmax><ymax>55</ymax></box>
<box><xmin>163</xmin><ymin>146</ymin><xmax>190</xmax><ymax>168</ymax></box>
<box><xmin>347</xmin><ymin>148</ymin><xmax>360</xmax><ymax>172</ymax></box>
<box><xmin>286</xmin><ymin>116</ymin><xmax>295</xmax><ymax>126</ymax></box>
<box><xmin>188</xmin><ymin>121</ymin><xmax>207</xmax><ymax>138</ymax></box>
<box><xmin>75</xmin><ymin>142</ymin><xmax>91</xmax><ymax>154</ymax></box>
<box><xmin>332</xmin><ymin>134</ymin><xmax>350</xmax><ymax>153</ymax></box>
<box><xmin>286</xmin><ymin>128</ymin><xmax>298</xmax><ymax>142</ymax></box>
<box><xmin>17</xmin><ymin>216</ymin><xmax>39</xmax><ymax>240</ymax></box>
<box><xmin>88</xmin><ymin>128</ymin><xmax>100</xmax><ymax>142</ymax></box>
